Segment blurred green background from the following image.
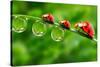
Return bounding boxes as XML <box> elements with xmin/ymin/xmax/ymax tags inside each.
<box><xmin>11</xmin><ymin>1</ymin><xmax>97</xmax><ymax>66</ymax></box>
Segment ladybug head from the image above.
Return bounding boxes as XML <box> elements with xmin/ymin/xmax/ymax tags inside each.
<box><xmin>74</xmin><ymin>22</ymin><xmax>82</xmax><ymax>28</ymax></box>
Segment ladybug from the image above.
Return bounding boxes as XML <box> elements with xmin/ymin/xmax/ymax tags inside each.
<box><xmin>42</xmin><ymin>13</ymin><xmax>54</xmax><ymax>24</ymax></box>
<box><xmin>60</xmin><ymin>20</ymin><xmax>71</xmax><ymax>29</ymax></box>
<box><xmin>74</xmin><ymin>21</ymin><xmax>95</xmax><ymax>39</ymax></box>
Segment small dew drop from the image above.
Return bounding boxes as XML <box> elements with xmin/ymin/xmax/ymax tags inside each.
<box><xmin>32</xmin><ymin>21</ymin><xmax>47</xmax><ymax>37</ymax></box>
<box><xmin>51</xmin><ymin>26</ymin><xmax>64</xmax><ymax>42</ymax></box>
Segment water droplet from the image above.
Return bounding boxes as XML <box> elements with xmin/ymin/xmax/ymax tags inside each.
<box><xmin>32</xmin><ymin>20</ymin><xmax>47</xmax><ymax>37</ymax></box>
<box><xmin>51</xmin><ymin>26</ymin><xmax>64</xmax><ymax>42</ymax></box>
<box><xmin>12</xmin><ymin>17</ymin><xmax>27</xmax><ymax>33</ymax></box>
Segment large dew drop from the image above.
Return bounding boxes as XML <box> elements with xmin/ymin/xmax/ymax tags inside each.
<box><xmin>32</xmin><ymin>20</ymin><xmax>47</xmax><ymax>37</ymax></box>
<box><xmin>51</xmin><ymin>26</ymin><xmax>64</xmax><ymax>42</ymax></box>
<box><xmin>12</xmin><ymin>17</ymin><xmax>27</xmax><ymax>33</ymax></box>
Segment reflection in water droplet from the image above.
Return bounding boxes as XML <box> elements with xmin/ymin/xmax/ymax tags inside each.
<box><xmin>32</xmin><ymin>21</ymin><xmax>47</xmax><ymax>37</ymax></box>
<box><xmin>12</xmin><ymin>17</ymin><xmax>27</xmax><ymax>33</ymax></box>
<box><xmin>51</xmin><ymin>26</ymin><xmax>64</xmax><ymax>42</ymax></box>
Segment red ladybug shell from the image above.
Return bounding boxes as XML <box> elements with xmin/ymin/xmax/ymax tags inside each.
<box><xmin>74</xmin><ymin>21</ymin><xmax>94</xmax><ymax>38</ymax></box>
<box><xmin>42</xmin><ymin>13</ymin><xmax>54</xmax><ymax>24</ymax></box>
<box><xmin>81</xmin><ymin>21</ymin><xmax>94</xmax><ymax>38</ymax></box>
<box><xmin>60</xmin><ymin>20</ymin><xmax>70</xmax><ymax>29</ymax></box>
